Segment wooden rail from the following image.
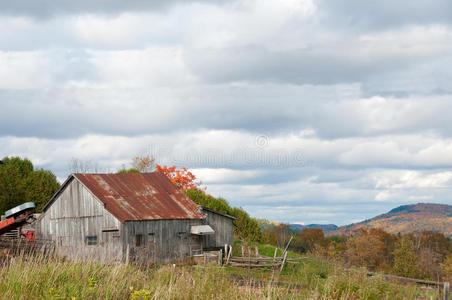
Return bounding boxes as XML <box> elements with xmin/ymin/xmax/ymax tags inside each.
<box><xmin>227</xmin><ymin>244</ymin><xmax>291</xmax><ymax>272</ymax></box>
<box><xmin>293</xmin><ymin>256</ymin><xmax>451</xmax><ymax>300</ymax></box>
<box><xmin>0</xmin><ymin>238</ymin><xmax>55</xmax><ymax>257</ymax></box>
<box><xmin>367</xmin><ymin>272</ymin><xmax>450</xmax><ymax>300</ymax></box>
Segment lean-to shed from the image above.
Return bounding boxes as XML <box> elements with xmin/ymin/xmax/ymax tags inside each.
<box><xmin>37</xmin><ymin>172</ymin><xmax>234</xmax><ymax>264</ymax></box>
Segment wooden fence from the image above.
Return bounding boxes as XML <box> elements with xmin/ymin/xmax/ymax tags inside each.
<box><xmin>0</xmin><ymin>238</ymin><xmax>55</xmax><ymax>257</ymax></box>
<box><xmin>225</xmin><ymin>245</ymin><xmax>451</xmax><ymax>299</ymax></box>
<box><xmin>225</xmin><ymin>244</ymin><xmax>288</xmax><ymax>271</ymax></box>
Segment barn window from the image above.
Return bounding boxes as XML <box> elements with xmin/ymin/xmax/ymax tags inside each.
<box><xmin>148</xmin><ymin>233</ymin><xmax>155</xmax><ymax>244</ymax></box>
<box><xmin>136</xmin><ymin>234</ymin><xmax>143</xmax><ymax>247</ymax></box>
<box><xmin>86</xmin><ymin>236</ymin><xmax>98</xmax><ymax>246</ymax></box>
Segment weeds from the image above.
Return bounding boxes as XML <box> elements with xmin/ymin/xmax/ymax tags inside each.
<box><xmin>0</xmin><ymin>254</ymin><xmax>438</xmax><ymax>299</ymax></box>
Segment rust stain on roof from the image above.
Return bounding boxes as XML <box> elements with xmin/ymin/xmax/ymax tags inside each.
<box><xmin>74</xmin><ymin>172</ymin><xmax>204</xmax><ymax>223</ymax></box>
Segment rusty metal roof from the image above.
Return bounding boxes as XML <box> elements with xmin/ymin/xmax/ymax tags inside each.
<box><xmin>73</xmin><ymin>172</ymin><xmax>204</xmax><ymax>223</ymax></box>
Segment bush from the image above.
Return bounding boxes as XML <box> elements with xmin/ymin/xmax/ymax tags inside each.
<box><xmin>185</xmin><ymin>189</ymin><xmax>264</xmax><ymax>242</ymax></box>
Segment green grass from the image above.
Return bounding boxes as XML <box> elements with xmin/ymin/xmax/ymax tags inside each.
<box><xmin>0</xmin><ymin>253</ymin><xmax>440</xmax><ymax>299</ymax></box>
<box><xmin>233</xmin><ymin>239</ymin><xmax>299</xmax><ymax>258</ymax></box>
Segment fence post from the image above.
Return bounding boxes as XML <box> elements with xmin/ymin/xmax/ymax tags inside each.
<box><xmin>125</xmin><ymin>244</ymin><xmax>130</xmax><ymax>265</ymax></box>
<box><xmin>224</xmin><ymin>244</ymin><xmax>228</xmax><ymax>261</ymax></box>
<box><xmin>227</xmin><ymin>245</ymin><xmax>232</xmax><ymax>264</ymax></box>
<box><xmin>443</xmin><ymin>282</ymin><xmax>450</xmax><ymax>300</ymax></box>
<box><xmin>280</xmin><ymin>251</ymin><xmax>288</xmax><ymax>273</ymax></box>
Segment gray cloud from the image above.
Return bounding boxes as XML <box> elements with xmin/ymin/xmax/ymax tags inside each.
<box><xmin>317</xmin><ymin>0</ymin><xmax>452</xmax><ymax>30</ymax></box>
<box><xmin>2</xmin><ymin>85</ymin><xmax>452</xmax><ymax>141</ymax></box>
<box><xmin>0</xmin><ymin>0</ymin><xmax>226</xmax><ymax>18</ymax></box>
<box><xmin>185</xmin><ymin>45</ymin><xmax>385</xmax><ymax>85</ymax></box>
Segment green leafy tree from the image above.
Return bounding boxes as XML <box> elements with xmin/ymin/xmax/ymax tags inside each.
<box><xmin>25</xmin><ymin>169</ymin><xmax>61</xmax><ymax>212</ymax></box>
<box><xmin>184</xmin><ymin>189</ymin><xmax>263</xmax><ymax>242</ymax></box>
<box><xmin>0</xmin><ymin>157</ymin><xmax>34</xmax><ymax>213</ymax></box>
<box><xmin>393</xmin><ymin>234</ymin><xmax>419</xmax><ymax>278</ymax></box>
<box><xmin>231</xmin><ymin>207</ymin><xmax>264</xmax><ymax>242</ymax></box>
<box><xmin>441</xmin><ymin>253</ymin><xmax>452</xmax><ymax>282</ymax></box>
<box><xmin>116</xmin><ymin>168</ymin><xmax>140</xmax><ymax>174</ymax></box>
<box><xmin>185</xmin><ymin>189</ymin><xmax>232</xmax><ymax>215</ymax></box>
<box><xmin>0</xmin><ymin>156</ymin><xmax>60</xmax><ymax>214</ymax></box>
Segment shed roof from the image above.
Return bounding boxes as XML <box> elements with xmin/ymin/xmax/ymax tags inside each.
<box><xmin>44</xmin><ymin>172</ymin><xmax>204</xmax><ymax>223</ymax></box>
<box><xmin>201</xmin><ymin>206</ymin><xmax>236</xmax><ymax>220</ymax></box>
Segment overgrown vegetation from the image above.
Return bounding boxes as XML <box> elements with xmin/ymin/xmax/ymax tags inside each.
<box><xmin>185</xmin><ymin>188</ymin><xmax>264</xmax><ymax>242</ymax></box>
<box><xmin>265</xmin><ymin>223</ymin><xmax>452</xmax><ymax>282</ymax></box>
<box><xmin>0</xmin><ymin>156</ymin><xmax>60</xmax><ymax>214</ymax></box>
<box><xmin>0</xmin><ymin>254</ymin><xmax>437</xmax><ymax>299</ymax></box>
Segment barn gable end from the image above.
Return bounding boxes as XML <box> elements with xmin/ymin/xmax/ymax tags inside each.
<box><xmin>38</xmin><ymin>176</ymin><xmax>123</xmax><ymax>262</ymax></box>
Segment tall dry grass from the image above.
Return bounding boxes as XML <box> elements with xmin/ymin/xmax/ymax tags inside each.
<box><xmin>0</xmin><ymin>254</ymin><xmax>438</xmax><ymax>299</ymax></box>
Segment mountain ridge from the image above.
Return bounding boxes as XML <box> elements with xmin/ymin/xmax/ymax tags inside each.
<box><xmin>329</xmin><ymin>203</ymin><xmax>452</xmax><ymax>237</ymax></box>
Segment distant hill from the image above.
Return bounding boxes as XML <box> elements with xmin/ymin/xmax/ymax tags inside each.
<box><xmin>257</xmin><ymin>219</ymin><xmax>338</xmax><ymax>233</ymax></box>
<box><xmin>257</xmin><ymin>219</ymin><xmax>281</xmax><ymax>232</ymax></box>
<box><xmin>290</xmin><ymin>224</ymin><xmax>338</xmax><ymax>232</ymax></box>
<box><xmin>330</xmin><ymin>203</ymin><xmax>452</xmax><ymax>237</ymax></box>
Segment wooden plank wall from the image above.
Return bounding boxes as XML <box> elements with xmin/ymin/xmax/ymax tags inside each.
<box><xmin>37</xmin><ymin>178</ymin><xmax>234</xmax><ymax>265</ymax></box>
<box><xmin>37</xmin><ymin>178</ymin><xmax>123</xmax><ymax>262</ymax></box>
<box><xmin>123</xmin><ymin>219</ymin><xmax>204</xmax><ymax>265</ymax></box>
<box><xmin>202</xmin><ymin>209</ymin><xmax>234</xmax><ymax>249</ymax></box>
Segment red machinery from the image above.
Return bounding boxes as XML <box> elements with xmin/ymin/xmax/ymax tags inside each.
<box><xmin>0</xmin><ymin>202</ymin><xmax>36</xmax><ymax>241</ymax></box>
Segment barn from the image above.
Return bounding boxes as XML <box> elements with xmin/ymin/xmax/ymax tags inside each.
<box><xmin>37</xmin><ymin>172</ymin><xmax>234</xmax><ymax>264</ymax></box>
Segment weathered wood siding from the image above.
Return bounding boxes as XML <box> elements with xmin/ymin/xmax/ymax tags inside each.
<box><xmin>123</xmin><ymin>219</ymin><xmax>204</xmax><ymax>264</ymax></box>
<box><xmin>202</xmin><ymin>209</ymin><xmax>234</xmax><ymax>249</ymax></box>
<box><xmin>37</xmin><ymin>177</ymin><xmax>233</xmax><ymax>265</ymax></box>
<box><xmin>37</xmin><ymin>178</ymin><xmax>123</xmax><ymax>262</ymax></box>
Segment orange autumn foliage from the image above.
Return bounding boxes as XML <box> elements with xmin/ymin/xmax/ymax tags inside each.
<box><xmin>156</xmin><ymin>165</ymin><xmax>202</xmax><ymax>190</ymax></box>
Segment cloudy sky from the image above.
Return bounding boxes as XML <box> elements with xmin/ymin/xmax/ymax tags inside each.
<box><xmin>1</xmin><ymin>0</ymin><xmax>452</xmax><ymax>225</ymax></box>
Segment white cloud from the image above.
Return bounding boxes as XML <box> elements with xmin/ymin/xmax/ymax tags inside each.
<box><xmin>92</xmin><ymin>47</ymin><xmax>195</xmax><ymax>87</ymax></box>
<box><xmin>191</xmin><ymin>168</ymin><xmax>262</xmax><ymax>184</ymax></box>
<box><xmin>0</xmin><ymin>51</ymin><xmax>51</xmax><ymax>89</ymax></box>
<box><xmin>1</xmin><ymin>0</ymin><xmax>452</xmax><ymax>226</ymax></box>
<box><xmin>374</xmin><ymin>170</ymin><xmax>452</xmax><ymax>189</ymax></box>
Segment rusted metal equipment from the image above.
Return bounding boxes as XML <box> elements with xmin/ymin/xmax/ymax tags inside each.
<box><xmin>0</xmin><ymin>202</ymin><xmax>36</xmax><ymax>237</ymax></box>
<box><xmin>20</xmin><ymin>230</ymin><xmax>36</xmax><ymax>242</ymax></box>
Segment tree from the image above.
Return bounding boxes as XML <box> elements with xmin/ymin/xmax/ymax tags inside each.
<box><xmin>416</xmin><ymin>231</ymin><xmax>449</xmax><ymax>279</ymax></box>
<box><xmin>0</xmin><ymin>157</ymin><xmax>33</xmax><ymax>213</ymax></box>
<box><xmin>184</xmin><ymin>189</ymin><xmax>264</xmax><ymax>243</ymax></box>
<box><xmin>393</xmin><ymin>234</ymin><xmax>419</xmax><ymax>278</ymax></box>
<box><xmin>131</xmin><ymin>155</ymin><xmax>155</xmax><ymax>173</ymax></box>
<box><xmin>345</xmin><ymin>228</ymin><xmax>394</xmax><ymax>271</ymax></box>
<box><xmin>0</xmin><ymin>156</ymin><xmax>60</xmax><ymax>214</ymax></box>
<box><xmin>68</xmin><ymin>158</ymin><xmax>104</xmax><ymax>174</ymax></box>
<box><xmin>269</xmin><ymin>224</ymin><xmax>290</xmax><ymax>249</ymax></box>
<box><xmin>116</xmin><ymin>167</ymin><xmax>140</xmax><ymax>174</ymax></box>
<box><xmin>441</xmin><ymin>253</ymin><xmax>452</xmax><ymax>282</ymax></box>
<box><xmin>295</xmin><ymin>228</ymin><xmax>326</xmax><ymax>254</ymax></box>
<box><xmin>25</xmin><ymin>169</ymin><xmax>60</xmax><ymax>212</ymax></box>
<box><xmin>156</xmin><ymin>165</ymin><xmax>201</xmax><ymax>190</ymax></box>
<box><xmin>231</xmin><ymin>207</ymin><xmax>264</xmax><ymax>242</ymax></box>
<box><xmin>185</xmin><ymin>189</ymin><xmax>232</xmax><ymax>215</ymax></box>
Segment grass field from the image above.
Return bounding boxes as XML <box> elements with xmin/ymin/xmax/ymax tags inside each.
<box><xmin>0</xmin><ymin>246</ymin><xmax>441</xmax><ymax>300</ymax></box>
